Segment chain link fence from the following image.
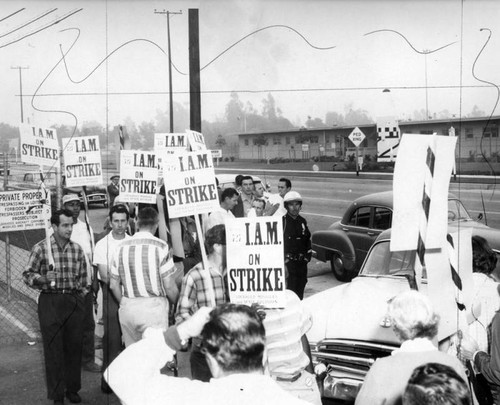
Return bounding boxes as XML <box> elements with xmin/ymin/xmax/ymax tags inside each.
<box><xmin>0</xmin><ymin>154</ymin><xmax>52</xmax><ymax>344</ymax></box>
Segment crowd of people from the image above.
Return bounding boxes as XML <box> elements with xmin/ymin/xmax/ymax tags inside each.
<box><xmin>21</xmin><ymin>173</ymin><xmax>500</xmax><ymax>405</ymax></box>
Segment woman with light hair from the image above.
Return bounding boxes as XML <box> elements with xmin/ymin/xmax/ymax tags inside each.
<box><xmin>355</xmin><ymin>291</ymin><xmax>468</xmax><ymax>405</ymax></box>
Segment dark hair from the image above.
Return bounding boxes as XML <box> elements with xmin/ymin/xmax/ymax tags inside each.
<box><xmin>221</xmin><ymin>187</ymin><xmax>238</xmax><ymax>202</ymax></box>
<box><xmin>205</xmin><ymin>224</ymin><xmax>226</xmax><ymax>254</ymax></box>
<box><xmin>253</xmin><ymin>198</ymin><xmax>265</xmax><ymax>208</ymax></box>
<box><xmin>279</xmin><ymin>177</ymin><xmax>292</xmax><ymax>189</ymax></box>
<box><xmin>109</xmin><ymin>204</ymin><xmax>130</xmax><ymax>221</ymax></box>
<box><xmin>201</xmin><ymin>303</ymin><xmax>266</xmax><ymax>374</ymax></box>
<box><xmin>136</xmin><ymin>207</ymin><xmax>159</xmax><ymax>229</ymax></box>
<box><xmin>472</xmin><ymin>235</ymin><xmax>497</xmax><ymax>275</ymax></box>
<box><xmin>403</xmin><ymin>363</ymin><xmax>470</xmax><ymax>405</ymax></box>
<box><xmin>51</xmin><ymin>208</ymin><xmax>74</xmax><ymax>226</ymax></box>
<box><xmin>241</xmin><ymin>175</ymin><xmax>253</xmax><ymax>184</ymax></box>
<box><xmin>235</xmin><ymin>175</ymin><xmax>244</xmax><ymax>187</ymax></box>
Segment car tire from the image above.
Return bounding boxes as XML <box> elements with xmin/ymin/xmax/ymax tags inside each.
<box><xmin>331</xmin><ymin>254</ymin><xmax>354</xmax><ymax>282</ymax></box>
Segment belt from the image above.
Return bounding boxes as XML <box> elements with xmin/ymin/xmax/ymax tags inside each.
<box><xmin>285</xmin><ymin>253</ymin><xmax>305</xmax><ymax>261</ymax></box>
<box><xmin>41</xmin><ymin>289</ymin><xmax>79</xmax><ymax>294</ymax></box>
<box><xmin>274</xmin><ymin>371</ymin><xmax>302</xmax><ymax>382</ymax></box>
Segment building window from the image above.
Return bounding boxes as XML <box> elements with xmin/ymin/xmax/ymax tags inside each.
<box><xmin>244</xmin><ymin>139</ymin><xmax>249</xmax><ymax>146</ymax></box>
<box><xmin>310</xmin><ymin>136</ymin><xmax>319</xmax><ymax>143</ymax></box>
<box><xmin>273</xmin><ymin>136</ymin><xmax>281</xmax><ymax>145</ymax></box>
<box><xmin>285</xmin><ymin>137</ymin><xmax>290</xmax><ymax>145</ymax></box>
<box><xmin>465</xmin><ymin>128</ymin><xmax>473</xmax><ymax>138</ymax></box>
<box><xmin>485</xmin><ymin>127</ymin><xmax>498</xmax><ymax>138</ymax></box>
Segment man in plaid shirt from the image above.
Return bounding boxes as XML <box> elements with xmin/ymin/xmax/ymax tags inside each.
<box><xmin>176</xmin><ymin>224</ymin><xmax>228</xmax><ymax>381</ymax></box>
<box><xmin>23</xmin><ymin>208</ymin><xmax>88</xmax><ymax>405</ymax></box>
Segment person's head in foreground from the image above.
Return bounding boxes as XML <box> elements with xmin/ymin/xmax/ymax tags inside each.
<box><xmin>472</xmin><ymin>235</ymin><xmax>497</xmax><ymax>276</ymax></box>
<box><xmin>200</xmin><ymin>303</ymin><xmax>266</xmax><ymax>378</ymax></box>
<box><xmin>389</xmin><ymin>290</ymin><xmax>439</xmax><ymax>342</ymax></box>
<box><xmin>403</xmin><ymin>362</ymin><xmax>471</xmax><ymax>405</ymax></box>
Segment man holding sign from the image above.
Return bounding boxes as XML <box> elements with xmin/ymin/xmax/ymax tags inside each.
<box><xmin>23</xmin><ymin>209</ymin><xmax>88</xmax><ymax>405</ymax></box>
<box><xmin>176</xmin><ymin>224</ymin><xmax>229</xmax><ymax>382</ymax></box>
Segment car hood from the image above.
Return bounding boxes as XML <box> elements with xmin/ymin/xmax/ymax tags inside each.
<box><xmin>449</xmin><ymin>220</ymin><xmax>500</xmax><ymax>251</ymax></box>
<box><xmin>303</xmin><ymin>276</ymin><xmax>412</xmax><ymax>345</ymax></box>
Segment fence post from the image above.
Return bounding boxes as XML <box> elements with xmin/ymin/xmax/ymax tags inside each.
<box><xmin>3</xmin><ymin>153</ymin><xmax>12</xmax><ymax>300</ymax></box>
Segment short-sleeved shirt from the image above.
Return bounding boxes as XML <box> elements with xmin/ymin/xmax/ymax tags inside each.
<box><xmin>264</xmin><ymin>290</ymin><xmax>313</xmax><ymax>377</ymax></box>
<box><xmin>93</xmin><ymin>232</ymin><xmax>131</xmax><ymax>279</ymax></box>
<box><xmin>23</xmin><ymin>235</ymin><xmax>88</xmax><ymax>293</ymax></box>
<box><xmin>175</xmin><ymin>263</ymin><xmax>228</xmax><ymax>324</ymax></box>
<box><xmin>205</xmin><ymin>206</ymin><xmax>235</xmax><ymax>231</ymax></box>
<box><xmin>110</xmin><ymin>231</ymin><xmax>175</xmax><ymax>298</ymax></box>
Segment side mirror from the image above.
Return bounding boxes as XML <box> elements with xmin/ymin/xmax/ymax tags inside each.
<box><xmin>478</xmin><ymin>213</ymin><xmax>484</xmax><ymax>221</ymax></box>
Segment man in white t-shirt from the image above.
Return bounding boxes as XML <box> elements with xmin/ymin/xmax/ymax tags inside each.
<box><xmin>204</xmin><ymin>187</ymin><xmax>239</xmax><ymax>232</ymax></box>
<box><xmin>62</xmin><ymin>193</ymin><xmax>100</xmax><ymax>373</ymax></box>
<box><xmin>93</xmin><ymin>204</ymin><xmax>132</xmax><ymax>393</ymax></box>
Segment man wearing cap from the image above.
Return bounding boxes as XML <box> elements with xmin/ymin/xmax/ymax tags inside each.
<box><xmin>282</xmin><ymin>191</ymin><xmax>312</xmax><ymax>300</ymax></box>
<box><xmin>107</xmin><ymin>175</ymin><xmax>120</xmax><ymax>207</ymax></box>
<box><xmin>23</xmin><ymin>209</ymin><xmax>88</xmax><ymax>405</ymax></box>
<box><xmin>62</xmin><ymin>193</ymin><xmax>100</xmax><ymax>373</ymax></box>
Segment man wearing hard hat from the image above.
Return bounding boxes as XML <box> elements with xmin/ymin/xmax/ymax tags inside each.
<box><xmin>282</xmin><ymin>191</ymin><xmax>312</xmax><ymax>300</ymax></box>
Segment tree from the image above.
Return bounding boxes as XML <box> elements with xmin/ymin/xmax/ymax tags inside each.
<box><xmin>467</xmin><ymin>105</ymin><xmax>485</xmax><ymax>118</ymax></box>
<box><xmin>215</xmin><ymin>134</ymin><xmax>226</xmax><ymax>148</ymax></box>
<box><xmin>262</xmin><ymin>93</ymin><xmax>277</xmax><ymax>122</ymax></box>
<box><xmin>305</xmin><ymin>116</ymin><xmax>324</xmax><ymax>128</ymax></box>
<box><xmin>344</xmin><ymin>104</ymin><xmax>373</xmax><ymax>125</ymax></box>
<box><xmin>225</xmin><ymin>92</ymin><xmax>244</xmax><ymax>133</ymax></box>
<box><xmin>325</xmin><ymin>111</ymin><xmax>345</xmax><ymax>126</ymax></box>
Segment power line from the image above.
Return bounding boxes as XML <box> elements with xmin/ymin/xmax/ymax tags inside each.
<box><xmin>20</xmin><ymin>84</ymin><xmax>495</xmax><ymax>98</ymax></box>
<box><xmin>0</xmin><ymin>8</ymin><xmax>25</xmax><ymax>23</ymax></box>
<box><xmin>0</xmin><ymin>8</ymin><xmax>57</xmax><ymax>39</ymax></box>
<box><xmin>0</xmin><ymin>8</ymin><xmax>82</xmax><ymax>49</ymax></box>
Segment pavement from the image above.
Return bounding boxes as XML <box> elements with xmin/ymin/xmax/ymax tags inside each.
<box><xmin>0</xmin><ymin>262</ymin><xmax>333</xmax><ymax>405</ymax></box>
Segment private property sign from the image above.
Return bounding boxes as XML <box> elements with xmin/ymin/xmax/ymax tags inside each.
<box><xmin>162</xmin><ymin>150</ymin><xmax>219</xmax><ymax>218</ymax></box>
<box><xmin>62</xmin><ymin>136</ymin><xmax>103</xmax><ymax>187</ymax></box>
<box><xmin>226</xmin><ymin>217</ymin><xmax>286</xmax><ymax>308</ymax></box>
<box><xmin>0</xmin><ymin>189</ymin><xmax>51</xmax><ymax>232</ymax></box>
<box><xmin>119</xmin><ymin>150</ymin><xmax>158</xmax><ymax>204</ymax></box>
<box><xmin>348</xmin><ymin>127</ymin><xmax>366</xmax><ymax>147</ymax></box>
<box><xmin>19</xmin><ymin>124</ymin><xmax>60</xmax><ymax>166</ymax></box>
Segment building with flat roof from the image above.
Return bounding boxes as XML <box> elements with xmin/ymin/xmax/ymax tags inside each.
<box><xmin>235</xmin><ymin>116</ymin><xmax>500</xmax><ymax>162</ymax></box>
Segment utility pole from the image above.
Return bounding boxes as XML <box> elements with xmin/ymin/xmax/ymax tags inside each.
<box><xmin>154</xmin><ymin>9</ymin><xmax>182</xmax><ymax>133</ymax></box>
<box><xmin>189</xmin><ymin>9</ymin><xmax>201</xmax><ymax>132</ymax></box>
<box><xmin>423</xmin><ymin>50</ymin><xmax>429</xmax><ymax>120</ymax></box>
<box><xmin>11</xmin><ymin>66</ymin><xmax>29</xmax><ymax>123</ymax></box>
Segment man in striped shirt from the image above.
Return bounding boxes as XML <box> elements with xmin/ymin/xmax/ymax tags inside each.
<box><xmin>263</xmin><ymin>289</ymin><xmax>321</xmax><ymax>405</ymax></box>
<box><xmin>110</xmin><ymin>207</ymin><xmax>178</xmax><ymax>347</ymax></box>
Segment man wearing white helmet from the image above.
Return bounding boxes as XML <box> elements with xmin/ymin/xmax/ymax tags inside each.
<box><xmin>282</xmin><ymin>191</ymin><xmax>312</xmax><ymax>300</ymax></box>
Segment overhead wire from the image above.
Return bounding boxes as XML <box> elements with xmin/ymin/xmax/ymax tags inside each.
<box><xmin>0</xmin><ymin>8</ymin><xmax>57</xmax><ymax>39</ymax></box>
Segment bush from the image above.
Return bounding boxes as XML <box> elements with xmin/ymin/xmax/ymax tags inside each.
<box><xmin>230</xmin><ymin>156</ymin><xmax>235</xmax><ymax>162</ymax></box>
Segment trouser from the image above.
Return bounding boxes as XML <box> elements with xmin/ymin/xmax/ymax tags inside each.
<box><xmin>81</xmin><ymin>290</ymin><xmax>96</xmax><ymax>365</ymax></box>
<box><xmin>274</xmin><ymin>370</ymin><xmax>322</xmax><ymax>405</ymax></box>
<box><xmin>286</xmin><ymin>260</ymin><xmax>308</xmax><ymax>300</ymax></box>
<box><xmin>118</xmin><ymin>296</ymin><xmax>169</xmax><ymax>347</ymax></box>
<box><xmin>190</xmin><ymin>337</ymin><xmax>212</xmax><ymax>382</ymax></box>
<box><xmin>38</xmin><ymin>292</ymin><xmax>84</xmax><ymax>400</ymax></box>
<box><xmin>100</xmin><ymin>281</ymin><xmax>122</xmax><ymax>372</ymax></box>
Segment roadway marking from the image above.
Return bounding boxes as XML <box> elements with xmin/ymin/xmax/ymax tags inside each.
<box><xmin>302</xmin><ymin>211</ymin><xmax>341</xmax><ymax>219</ymax></box>
<box><xmin>0</xmin><ymin>304</ymin><xmax>39</xmax><ymax>340</ymax></box>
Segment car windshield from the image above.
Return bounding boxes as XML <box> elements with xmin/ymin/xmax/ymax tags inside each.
<box><xmin>360</xmin><ymin>240</ymin><xmax>418</xmax><ymax>278</ymax></box>
<box><xmin>448</xmin><ymin>198</ymin><xmax>472</xmax><ymax>222</ymax></box>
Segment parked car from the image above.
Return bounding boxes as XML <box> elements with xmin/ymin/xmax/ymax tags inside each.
<box><xmin>312</xmin><ymin>190</ymin><xmax>491</xmax><ymax>281</ymax></box>
<box><xmin>304</xmin><ymin>226</ymin><xmax>500</xmax><ymax>402</ymax></box>
<box><xmin>64</xmin><ymin>185</ymin><xmax>108</xmax><ymax>208</ymax></box>
<box><xmin>216</xmin><ymin>173</ymin><xmax>262</xmax><ymax>189</ymax></box>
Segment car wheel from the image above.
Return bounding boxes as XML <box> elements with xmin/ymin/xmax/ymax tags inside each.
<box><xmin>331</xmin><ymin>254</ymin><xmax>353</xmax><ymax>282</ymax></box>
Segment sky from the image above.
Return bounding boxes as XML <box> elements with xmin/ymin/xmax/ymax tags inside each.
<box><xmin>1</xmin><ymin>0</ymin><xmax>499</xmax><ymax>131</ymax></box>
